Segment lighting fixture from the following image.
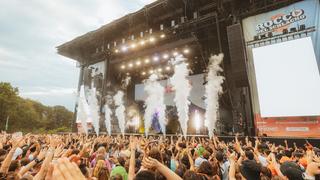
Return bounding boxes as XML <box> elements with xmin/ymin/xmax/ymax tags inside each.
<box><xmin>115</xmin><ymin>49</ymin><xmax>119</xmax><ymax>53</ymax></box>
<box><xmin>153</xmin><ymin>56</ymin><xmax>159</xmax><ymax>62</ymax></box>
<box><xmin>162</xmin><ymin>54</ymin><xmax>169</xmax><ymax>59</ymax></box>
<box><xmin>141</xmin><ymin>72</ymin><xmax>146</xmax><ymax>75</ymax></box>
<box><xmin>160</xmin><ymin>34</ymin><xmax>166</xmax><ymax>38</ymax></box>
<box><xmin>149</xmin><ymin>70</ymin><xmax>154</xmax><ymax>74</ymax></box>
<box><xmin>158</xmin><ymin>68</ymin><xmax>162</xmax><ymax>72</ymax></box>
<box><xmin>183</xmin><ymin>48</ymin><xmax>190</xmax><ymax>54</ymax></box>
<box><xmin>173</xmin><ymin>51</ymin><xmax>178</xmax><ymax>56</ymax></box>
<box><xmin>130</xmin><ymin>43</ymin><xmax>137</xmax><ymax>49</ymax></box>
<box><xmin>121</xmin><ymin>46</ymin><xmax>128</xmax><ymax>52</ymax></box>
<box><xmin>140</xmin><ymin>40</ymin><xmax>145</xmax><ymax>46</ymax></box>
<box><xmin>121</xmin><ymin>65</ymin><xmax>125</xmax><ymax>69</ymax></box>
<box><xmin>128</xmin><ymin>63</ymin><xmax>133</xmax><ymax>68</ymax></box>
<box><xmin>136</xmin><ymin>60</ymin><xmax>141</xmax><ymax>66</ymax></box>
<box><xmin>149</xmin><ymin>37</ymin><xmax>155</xmax><ymax>42</ymax></box>
<box><xmin>144</xmin><ymin>58</ymin><xmax>150</xmax><ymax>64</ymax></box>
<box><xmin>165</xmin><ymin>66</ymin><xmax>171</xmax><ymax>71</ymax></box>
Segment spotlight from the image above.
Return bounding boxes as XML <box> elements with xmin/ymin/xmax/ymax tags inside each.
<box><xmin>130</xmin><ymin>43</ymin><xmax>137</xmax><ymax>49</ymax></box>
<box><xmin>140</xmin><ymin>40</ymin><xmax>145</xmax><ymax>46</ymax></box>
<box><xmin>141</xmin><ymin>71</ymin><xmax>146</xmax><ymax>75</ymax></box>
<box><xmin>158</xmin><ymin>68</ymin><xmax>162</xmax><ymax>72</ymax></box>
<box><xmin>153</xmin><ymin>56</ymin><xmax>159</xmax><ymax>62</ymax></box>
<box><xmin>121</xmin><ymin>65</ymin><xmax>125</xmax><ymax>69</ymax></box>
<box><xmin>128</xmin><ymin>63</ymin><xmax>133</xmax><ymax>68</ymax></box>
<box><xmin>115</xmin><ymin>49</ymin><xmax>119</xmax><ymax>53</ymax></box>
<box><xmin>149</xmin><ymin>37</ymin><xmax>156</xmax><ymax>42</ymax></box>
<box><xmin>144</xmin><ymin>58</ymin><xmax>150</xmax><ymax>64</ymax></box>
<box><xmin>121</xmin><ymin>46</ymin><xmax>128</xmax><ymax>52</ymax></box>
<box><xmin>173</xmin><ymin>51</ymin><xmax>178</xmax><ymax>56</ymax></box>
<box><xmin>165</xmin><ymin>66</ymin><xmax>171</xmax><ymax>71</ymax></box>
<box><xmin>149</xmin><ymin>70</ymin><xmax>154</xmax><ymax>74</ymax></box>
<box><xmin>186</xmin><ymin>63</ymin><xmax>189</xmax><ymax>66</ymax></box>
<box><xmin>183</xmin><ymin>48</ymin><xmax>190</xmax><ymax>54</ymax></box>
<box><xmin>162</xmin><ymin>54</ymin><xmax>169</xmax><ymax>59</ymax></box>
<box><xmin>160</xmin><ymin>34</ymin><xmax>166</xmax><ymax>38</ymax></box>
<box><xmin>136</xmin><ymin>60</ymin><xmax>141</xmax><ymax>66</ymax></box>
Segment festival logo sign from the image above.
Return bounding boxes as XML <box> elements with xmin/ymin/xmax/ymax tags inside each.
<box><xmin>255</xmin><ymin>9</ymin><xmax>306</xmax><ymax>34</ymax></box>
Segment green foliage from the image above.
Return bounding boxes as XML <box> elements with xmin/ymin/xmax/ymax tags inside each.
<box><xmin>0</xmin><ymin>82</ymin><xmax>73</xmax><ymax>133</ymax></box>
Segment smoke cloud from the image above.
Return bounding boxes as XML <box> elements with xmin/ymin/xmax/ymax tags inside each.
<box><xmin>170</xmin><ymin>55</ymin><xmax>191</xmax><ymax>138</ymax></box>
<box><xmin>204</xmin><ymin>54</ymin><xmax>225</xmax><ymax>138</ymax></box>
<box><xmin>114</xmin><ymin>90</ymin><xmax>126</xmax><ymax>135</ymax></box>
<box><xmin>143</xmin><ymin>74</ymin><xmax>166</xmax><ymax>136</ymax></box>
<box><xmin>104</xmin><ymin>104</ymin><xmax>112</xmax><ymax>136</ymax></box>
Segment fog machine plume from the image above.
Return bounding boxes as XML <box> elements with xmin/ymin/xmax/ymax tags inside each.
<box><xmin>170</xmin><ymin>54</ymin><xmax>191</xmax><ymax>138</ymax></box>
<box><xmin>76</xmin><ymin>85</ymin><xmax>90</xmax><ymax>135</ymax></box>
<box><xmin>88</xmin><ymin>83</ymin><xmax>100</xmax><ymax>135</ymax></box>
<box><xmin>143</xmin><ymin>74</ymin><xmax>166</xmax><ymax>137</ymax></box>
<box><xmin>104</xmin><ymin>103</ymin><xmax>112</xmax><ymax>136</ymax></box>
<box><xmin>114</xmin><ymin>90</ymin><xmax>126</xmax><ymax>135</ymax></box>
<box><xmin>205</xmin><ymin>53</ymin><xmax>225</xmax><ymax>138</ymax></box>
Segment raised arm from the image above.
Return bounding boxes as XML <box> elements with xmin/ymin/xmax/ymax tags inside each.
<box><xmin>0</xmin><ymin>137</ymin><xmax>24</xmax><ymax>174</ymax></box>
<box><xmin>143</xmin><ymin>157</ymin><xmax>183</xmax><ymax>180</ymax></box>
<box><xmin>128</xmin><ymin>137</ymin><xmax>137</xmax><ymax>180</ymax></box>
<box><xmin>18</xmin><ymin>149</ymin><xmax>46</xmax><ymax>178</ymax></box>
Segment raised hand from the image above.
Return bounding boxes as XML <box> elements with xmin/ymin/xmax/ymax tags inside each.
<box><xmin>52</xmin><ymin>158</ymin><xmax>85</xmax><ymax>180</ymax></box>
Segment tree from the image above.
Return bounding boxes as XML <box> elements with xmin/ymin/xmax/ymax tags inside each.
<box><xmin>0</xmin><ymin>82</ymin><xmax>19</xmax><ymax>130</ymax></box>
<box><xmin>0</xmin><ymin>82</ymin><xmax>74</xmax><ymax>133</ymax></box>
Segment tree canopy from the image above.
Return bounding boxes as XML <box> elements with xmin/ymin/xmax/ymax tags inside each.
<box><xmin>0</xmin><ymin>82</ymin><xmax>73</xmax><ymax>133</ymax></box>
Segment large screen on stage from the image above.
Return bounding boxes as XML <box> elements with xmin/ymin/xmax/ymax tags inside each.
<box><xmin>252</xmin><ymin>37</ymin><xmax>320</xmax><ymax>117</ymax></box>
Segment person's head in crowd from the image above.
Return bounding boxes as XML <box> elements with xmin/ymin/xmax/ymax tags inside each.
<box><xmin>198</xmin><ymin>161</ymin><xmax>214</xmax><ymax>177</ymax></box>
<box><xmin>245</xmin><ymin>150</ymin><xmax>254</xmax><ymax>160</ymax></box>
<box><xmin>280</xmin><ymin>161</ymin><xmax>304</xmax><ymax>180</ymax></box>
<box><xmin>134</xmin><ymin>170</ymin><xmax>155</xmax><ymax>180</ymax></box>
<box><xmin>93</xmin><ymin>160</ymin><xmax>109</xmax><ymax>180</ymax></box>
<box><xmin>240</xmin><ymin>158</ymin><xmax>262</xmax><ymax>180</ymax></box>
<box><xmin>175</xmin><ymin>163</ymin><xmax>187</xmax><ymax>178</ymax></box>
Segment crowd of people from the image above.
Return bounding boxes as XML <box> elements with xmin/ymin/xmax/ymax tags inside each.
<box><xmin>0</xmin><ymin>133</ymin><xmax>319</xmax><ymax>180</ymax></box>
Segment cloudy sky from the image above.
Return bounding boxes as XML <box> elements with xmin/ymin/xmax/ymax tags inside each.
<box><xmin>0</xmin><ymin>0</ymin><xmax>155</xmax><ymax>110</ymax></box>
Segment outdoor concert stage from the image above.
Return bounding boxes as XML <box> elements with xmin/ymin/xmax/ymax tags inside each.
<box><xmin>57</xmin><ymin>0</ymin><xmax>320</xmax><ymax>138</ymax></box>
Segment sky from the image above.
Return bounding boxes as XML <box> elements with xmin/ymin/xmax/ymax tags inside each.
<box><xmin>0</xmin><ymin>0</ymin><xmax>155</xmax><ymax>110</ymax></box>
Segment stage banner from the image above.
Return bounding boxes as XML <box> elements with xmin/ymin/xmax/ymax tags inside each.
<box><xmin>242</xmin><ymin>0</ymin><xmax>320</xmax><ymax>137</ymax></box>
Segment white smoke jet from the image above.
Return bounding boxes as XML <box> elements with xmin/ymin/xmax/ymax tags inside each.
<box><xmin>205</xmin><ymin>53</ymin><xmax>225</xmax><ymax>138</ymax></box>
<box><xmin>170</xmin><ymin>54</ymin><xmax>191</xmax><ymax>138</ymax></box>
<box><xmin>143</xmin><ymin>74</ymin><xmax>166</xmax><ymax>137</ymax></box>
<box><xmin>104</xmin><ymin>104</ymin><xmax>112</xmax><ymax>136</ymax></box>
<box><xmin>114</xmin><ymin>91</ymin><xmax>126</xmax><ymax>135</ymax></box>
<box><xmin>76</xmin><ymin>85</ymin><xmax>91</xmax><ymax>134</ymax></box>
<box><xmin>87</xmin><ymin>83</ymin><xmax>100</xmax><ymax>135</ymax></box>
